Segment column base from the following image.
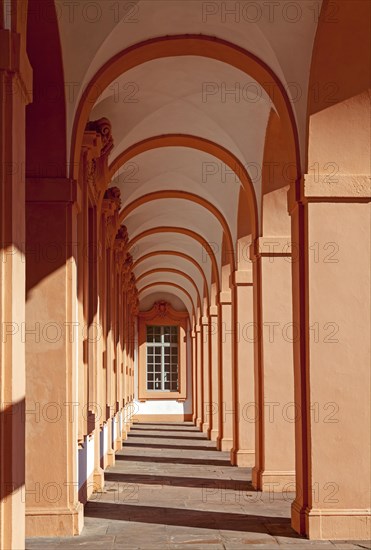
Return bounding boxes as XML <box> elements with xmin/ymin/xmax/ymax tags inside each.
<box><xmin>230</xmin><ymin>449</ymin><xmax>255</xmax><ymax>467</ymax></box>
<box><xmin>93</xmin><ymin>468</ymin><xmax>105</xmax><ymax>492</ymax></box>
<box><xmin>196</xmin><ymin>418</ymin><xmax>202</xmax><ymax>429</ymax></box>
<box><xmin>202</xmin><ymin>422</ymin><xmax>210</xmax><ymax>436</ymax></box>
<box><xmin>114</xmin><ymin>438</ymin><xmax>122</xmax><ymax>451</ymax></box>
<box><xmin>217</xmin><ymin>437</ymin><xmax>233</xmax><ymax>452</ymax></box>
<box><xmin>252</xmin><ymin>468</ymin><xmax>295</xmax><ymax>491</ymax></box>
<box><xmin>106</xmin><ymin>450</ymin><xmax>115</xmax><ymax>467</ymax></box>
<box><xmin>210</xmin><ymin>428</ymin><xmax>219</xmax><ymax>442</ymax></box>
<box><xmin>292</xmin><ymin>500</ymin><xmax>371</xmax><ymax>540</ymax></box>
<box><xmin>123</xmin><ymin>422</ymin><xmax>131</xmax><ymax>435</ymax></box>
<box><xmin>26</xmin><ymin>503</ymin><xmax>84</xmax><ymax>537</ymax></box>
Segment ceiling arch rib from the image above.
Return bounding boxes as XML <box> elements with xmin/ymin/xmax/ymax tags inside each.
<box><xmin>120</xmin><ymin>191</ymin><xmax>235</xmax><ymax>269</ymax></box>
<box><xmin>133</xmin><ymin>251</ymin><xmax>209</xmax><ymax>307</ymax></box>
<box><xmin>70</xmin><ymin>35</ymin><xmax>301</xmax><ymax>186</ymax></box>
<box><xmin>124</xmin><ymin>201</ymin><xmax>223</xmax><ymax>274</ymax></box>
<box><xmin>112</xmin><ymin>150</ymin><xmax>241</xmax><ymax>233</ymax></box>
<box><xmin>109</xmin><ymin>134</ymin><xmax>258</xmax><ymax>238</ymax></box>
<box><xmin>128</xmin><ymin>227</ymin><xmax>220</xmax><ymax>296</ymax></box>
<box><xmin>134</xmin><ymin>256</ymin><xmax>205</xmax><ymax>307</ymax></box>
<box><xmin>137</xmin><ymin>273</ymin><xmax>198</xmax><ymax>316</ymax></box>
<box><xmin>92</xmin><ymin>55</ymin><xmax>272</xmax><ymax>175</ymax></box>
<box><xmin>129</xmin><ymin>234</ymin><xmax>213</xmax><ymax>298</ymax></box>
<box><xmin>136</xmin><ymin>268</ymin><xmax>202</xmax><ymax>309</ymax></box>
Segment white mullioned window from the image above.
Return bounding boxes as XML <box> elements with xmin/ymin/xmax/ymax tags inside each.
<box><xmin>146</xmin><ymin>325</ymin><xmax>179</xmax><ymax>391</ymax></box>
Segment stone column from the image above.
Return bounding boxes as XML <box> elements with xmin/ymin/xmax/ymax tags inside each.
<box><xmin>252</xmin><ymin>238</ymin><xmax>295</xmax><ymax>491</ymax></box>
<box><xmin>112</xmin><ymin>226</ymin><xmax>128</xmax><ymax>451</ymax></box>
<box><xmin>195</xmin><ymin>323</ymin><xmax>203</xmax><ymax>429</ymax></box>
<box><xmin>77</xmin><ymin>133</ymin><xmax>99</xmax><ymax>502</ymax></box>
<box><xmin>290</xmin><ymin>175</ymin><xmax>371</xmax><ymax>540</ymax></box>
<box><xmin>25</xmin><ymin>178</ymin><xmax>83</xmax><ymax>536</ymax></box>
<box><xmin>231</xmin><ymin>270</ymin><xmax>255</xmax><ymax>467</ymax></box>
<box><xmin>191</xmin><ymin>329</ymin><xmax>197</xmax><ymax>424</ymax></box>
<box><xmin>101</xmin><ymin>187</ymin><xmax>121</xmax><ymax>467</ymax></box>
<box><xmin>82</xmin><ymin>119</ymin><xmax>114</xmax><ymax>487</ymax></box>
<box><xmin>128</xmin><ymin>281</ymin><xmax>138</xmax><ymax>424</ymax></box>
<box><xmin>122</xmin><ymin>253</ymin><xmax>133</xmax><ymax>436</ymax></box>
<box><xmin>201</xmin><ymin>315</ymin><xmax>211</xmax><ymax>437</ymax></box>
<box><xmin>0</xmin><ymin>25</ymin><xmax>32</xmax><ymax>550</ymax></box>
<box><xmin>208</xmin><ymin>305</ymin><xmax>220</xmax><ymax>441</ymax></box>
<box><xmin>217</xmin><ymin>291</ymin><xmax>234</xmax><ymax>451</ymax></box>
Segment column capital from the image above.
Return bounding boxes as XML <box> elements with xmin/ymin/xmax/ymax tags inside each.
<box><xmin>85</xmin><ymin>117</ymin><xmax>114</xmax><ymax>157</ymax></box>
<box><xmin>219</xmin><ymin>290</ymin><xmax>232</xmax><ymax>305</ymax></box>
<box><xmin>114</xmin><ymin>225</ymin><xmax>129</xmax><ymax>267</ymax></box>
<box><xmin>209</xmin><ymin>305</ymin><xmax>218</xmax><ymax>317</ymax></box>
<box><xmin>233</xmin><ymin>270</ymin><xmax>253</xmax><ymax>286</ymax></box>
<box><xmin>251</xmin><ymin>237</ymin><xmax>292</xmax><ymax>259</ymax></box>
<box><xmin>219</xmin><ymin>289</ymin><xmax>232</xmax><ymax>305</ymax></box>
<box><xmin>201</xmin><ymin>316</ymin><xmax>209</xmax><ymax>326</ymax></box>
<box><xmin>102</xmin><ymin>186</ymin><xmax>121</xmax><ymax>216</ymax></box>
<box><xmin>288</xmin><ymin>174</ymin><xmax>371</xmax><ymax>213</ymax></box>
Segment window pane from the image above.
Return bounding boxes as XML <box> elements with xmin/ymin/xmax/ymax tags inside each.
<box><xmin>146</xmin><ymin>324</ymin><xmax>179</xmax><ymax>392</ymax></box>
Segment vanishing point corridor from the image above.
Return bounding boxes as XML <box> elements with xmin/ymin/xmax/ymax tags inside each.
<box><xmin>26</xmin><ymin>424</ymin><xmax>370</xmax><ymax>550</ymax></box>
<box><xmin>2</xmin><ymin>1</ymin><xmax>370</xmax><ymax>547</ymax></box>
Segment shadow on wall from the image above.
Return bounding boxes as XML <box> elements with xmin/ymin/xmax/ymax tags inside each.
<box><xmin>0</xmin><ymin>400</ymin><xmax>25</xmax><ymax>501</ymax></box>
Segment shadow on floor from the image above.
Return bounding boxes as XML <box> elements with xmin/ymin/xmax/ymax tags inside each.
<box><xmin>84</xmin><ymin>501</ymin><xmax>302</xmax><ymax>538</ymax></box>
<box><xmin>121</xmin><ymin>442</ymin><xmax>217</xmax><ymax>451</ymax></box>
<box><xmin>128</xmin><ymin>433</ymin><xmax>208</xmax><ymax>440</ymax></box>
<box><xmin>131</xmin><ymin>427</ymin><xmax>200</xmax><ymax>433</ymax></box>
<box><xmin>115</xmin><ymin>454</ymin><xmax>231</xmax><ymax>466</ymax></box>
<box><xmin>105</xmin><ymin>471</ymin><xmax>255</xmax><ymax>491</ymax></box>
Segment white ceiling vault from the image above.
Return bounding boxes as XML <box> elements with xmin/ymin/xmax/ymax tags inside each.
<box><xmin>55</xmin><ymin>0</ymin><xmax>322</xmax><ymax>316</ymax></box>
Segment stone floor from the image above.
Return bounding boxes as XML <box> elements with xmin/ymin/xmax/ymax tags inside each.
<box><xmin>26</xmin><ymin>422</ymin><xmax>371</xmax><ymax>550</ymax></box>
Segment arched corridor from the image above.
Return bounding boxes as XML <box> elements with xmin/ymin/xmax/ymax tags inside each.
<box><xmin>0</xmin><ymin>1</ymin><xmax>370</xmax><ymax>548</ymax></box>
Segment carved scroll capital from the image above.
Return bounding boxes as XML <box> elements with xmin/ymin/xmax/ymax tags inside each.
<box><xmin>86</xmin><ymin>117</ymin><xmax>114</xmax><ymax>157</ymax></box>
